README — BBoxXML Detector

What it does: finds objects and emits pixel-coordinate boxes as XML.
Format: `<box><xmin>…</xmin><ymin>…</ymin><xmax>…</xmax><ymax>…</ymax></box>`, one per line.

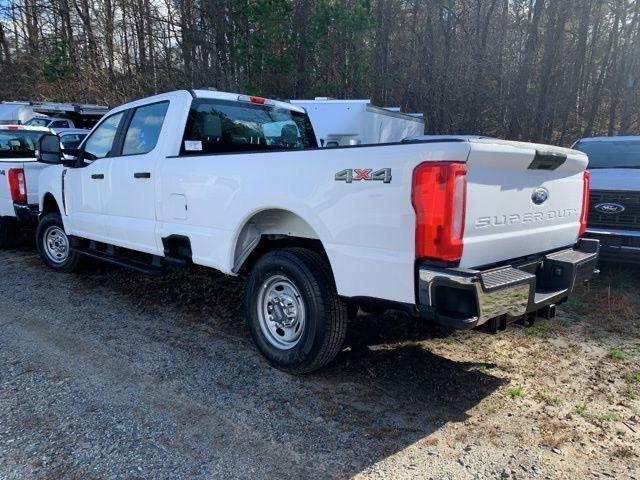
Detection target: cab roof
<box><xmin>191</xmin><ymin>89</ymin><xmax>306</xmax><ymax>114</ymax></box>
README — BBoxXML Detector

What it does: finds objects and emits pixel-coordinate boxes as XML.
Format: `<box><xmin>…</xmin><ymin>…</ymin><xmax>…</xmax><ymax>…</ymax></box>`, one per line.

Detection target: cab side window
<box><xmin>83</xmin><ymin>112</ymin><xmax>125</xmax><ymax>163</ymax></box>
<box><xmin>122</xmin><ymin>102</ymin><xmax>169</xmax><ymax>155</ymax></box>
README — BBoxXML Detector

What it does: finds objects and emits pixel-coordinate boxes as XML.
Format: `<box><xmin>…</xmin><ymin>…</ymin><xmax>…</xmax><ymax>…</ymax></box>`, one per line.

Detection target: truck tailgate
<box><xmin>461</xmin><ymin>139</ymin><xmax>588</xmax><ymax>268</ymax></box>
<box><xmin>0</xmin><ymin>159</ymin><xmax>47</xmax><ymax>217</ymax></box>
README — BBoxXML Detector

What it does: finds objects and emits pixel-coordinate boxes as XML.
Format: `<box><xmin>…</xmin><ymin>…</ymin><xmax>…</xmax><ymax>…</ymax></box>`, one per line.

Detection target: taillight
<box><xmin>238</xmin><ymin>94</ymin><xmax>268</xmax><ymax>105</ymax></box>
<box><xmin>579</xmin><ymin>170</ymin><xmax>591</xmax><ymax>236</ymax></box>
<box><xmin>8</xmin><ymin>168</ymin><xmax>27</xmax><ymax>203</ymax></box>
<box><xmin>412</xmin><ymin>161</ymin><xmax>467</xmax><ymax>262</ymax></box>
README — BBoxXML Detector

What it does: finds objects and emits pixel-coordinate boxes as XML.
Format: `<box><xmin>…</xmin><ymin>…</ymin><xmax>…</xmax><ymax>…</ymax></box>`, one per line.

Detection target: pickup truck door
<box><xmin>102</xmin><ymin>101</ymin><xmax>169</xmax><ymax>255</ymax></box>
<box><xmin>64</xmin><ymin>111</ymin><xmax>125</xmax><ymax>243</ymax></box>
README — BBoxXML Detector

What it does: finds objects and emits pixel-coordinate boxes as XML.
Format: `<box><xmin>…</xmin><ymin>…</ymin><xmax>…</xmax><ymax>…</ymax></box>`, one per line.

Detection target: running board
<box><xmin>72</xmin><ymin>247</ymin><xmax>165</xmax><ymax>276</ymax></box>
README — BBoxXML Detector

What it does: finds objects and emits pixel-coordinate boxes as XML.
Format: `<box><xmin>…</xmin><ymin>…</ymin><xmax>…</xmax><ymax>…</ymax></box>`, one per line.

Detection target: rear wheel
<box><xmin>0</xmin><ymin>217</ymin><xmax>17</xmax><ymax>248</ymax></box>
<box><xmin>36</xmin><ymin>213</ymin><xmax>81</xmax><ymax>272</ymax></box>
<box><xmin>245</xmin><ymin>248</ymin><xmax>347</xmax><ymax>373</ymax></box>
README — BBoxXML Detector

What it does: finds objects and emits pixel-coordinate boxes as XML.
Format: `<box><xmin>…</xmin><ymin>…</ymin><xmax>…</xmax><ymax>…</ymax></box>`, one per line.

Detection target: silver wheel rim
<box><xmin>43</xmin><ymin>225</ymin><xmax>69</xmax><ymax>264</ymax></box>
<box><xmin>257</xmin><ymin>274</ymin><xmax>306</xmax><ymax>350</ymax></box>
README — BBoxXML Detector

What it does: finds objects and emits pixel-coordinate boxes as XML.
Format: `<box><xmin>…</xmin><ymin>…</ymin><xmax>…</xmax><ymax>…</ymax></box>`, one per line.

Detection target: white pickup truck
<box><xmin>34</xmin><ymin>89</ymin><xmax>599</xmax><ymax>372</ymax></box>
<box><xmin>0</xmin><ymin>125</ymin><xmax>52</xmax><ymax>246</ymax></box>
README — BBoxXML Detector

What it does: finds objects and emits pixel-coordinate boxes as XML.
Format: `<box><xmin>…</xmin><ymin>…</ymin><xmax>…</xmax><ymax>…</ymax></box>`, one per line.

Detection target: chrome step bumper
<box><xmin>417</xmin><ymin>238</ymin><xmax>599</xmax><ymax>329</ymax></box>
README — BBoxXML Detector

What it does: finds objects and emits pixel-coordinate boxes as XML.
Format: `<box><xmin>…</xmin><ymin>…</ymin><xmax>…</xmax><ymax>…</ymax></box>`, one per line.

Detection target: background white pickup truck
<box><xmin>0</xmin><ymin>125</ymin><xmax>52</xmax><ymax>246</ymax></box>
<box><xmin>34</xmin><ymin>89</ymin><xmax>599</xmax><ymax>372</ymax></box>
<box><xmin>0</xmin><ymin>126</ymin><xmax>90</xmax><ymax>247</ymax></box>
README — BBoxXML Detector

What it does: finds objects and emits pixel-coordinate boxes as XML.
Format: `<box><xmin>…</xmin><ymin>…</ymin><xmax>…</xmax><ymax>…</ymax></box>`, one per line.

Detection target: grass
<box><xmin>562</xmin><ymin>264</ymin><xmax>640</xmax><ymax>336</ymax></box>
<box><xmin>574</xmin><ymin>403</ymin><xmax>621</xmax><ymax>422</ymax></box>
<box><xmin>525</xmin><ymin>319</ymin><xmax>553</xmax><ymax>335</ymax></box>
<box><xmin>574</xmin><ymin>403</ymin><xmax>588</xmax><ymax>416</ymax></box>
<box><xmin>610</xmin><ymin>347</ymin><xmax>627</xmax><ymax>360</ymax></box>
<box><xmin>593</xmin><ymin>412</ymin><xmax>621</xmax><ymax>422</ymax></box>
<box><xmin>505</xmin><ymin>386</ymin><xmax>525</xmax><ymax>399</ymax></box>
<box><xmin>535</xmin><ymin>391</ymin><xmax>563</xmax><ymax>406</ymax></box>
<box><xmin>635</xmin><ymin>372</ymin><xmax>640</xmax><ymax>383</ymax></box>
<box><xmin>625</xmin><ymin>390</ymin><xmax>638</xmax><ymax>400</ymax></box>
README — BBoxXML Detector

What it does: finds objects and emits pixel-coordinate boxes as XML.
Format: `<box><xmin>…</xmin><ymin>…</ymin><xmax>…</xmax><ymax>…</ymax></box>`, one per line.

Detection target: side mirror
<box><xmin>36</xmin><ymin>134</ymin><xmax>62</xmax><ymax>164</ymax></box>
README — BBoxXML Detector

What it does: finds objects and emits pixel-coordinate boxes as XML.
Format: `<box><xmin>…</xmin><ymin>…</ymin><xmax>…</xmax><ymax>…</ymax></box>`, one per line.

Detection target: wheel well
<box><xmin>41</xmin><ymin>193</ymin><xmax>60</xmax><ymax>214</ymax></box>
<box><xmin>237</xmin><ymin>235</ymin><xmax>330</xmax><ymax>277</ymax></box>
<box><xmin>233</xmin><ymin>209</ymin><xmax>330</xmax><ymax>276</ymax></box>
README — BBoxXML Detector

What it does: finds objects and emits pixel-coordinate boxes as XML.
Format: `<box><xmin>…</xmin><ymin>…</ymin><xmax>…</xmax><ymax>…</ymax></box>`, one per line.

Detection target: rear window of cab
<box><xmin>181</xmin><ymin>99</ymin><xmax>317</xmax><ymax>155</ymax></box>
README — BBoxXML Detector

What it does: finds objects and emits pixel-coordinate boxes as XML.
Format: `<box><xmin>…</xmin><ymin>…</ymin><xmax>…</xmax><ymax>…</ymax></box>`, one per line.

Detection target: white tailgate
<box><xmin>23</xmin><ymin>160</ymin><xmax>48</xmax><ymax>204</ymax></box>
<box><xmin>461</xmin><ymin>139</ymin><xmax>588</xmax><ymax>268</ymax></box>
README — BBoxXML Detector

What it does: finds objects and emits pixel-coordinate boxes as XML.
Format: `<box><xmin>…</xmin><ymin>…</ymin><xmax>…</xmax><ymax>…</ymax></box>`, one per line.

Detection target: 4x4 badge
<box><xmin>335</xmin><ymin>168</ymin><xmax>392</xmax><ymax>184</ymax></box>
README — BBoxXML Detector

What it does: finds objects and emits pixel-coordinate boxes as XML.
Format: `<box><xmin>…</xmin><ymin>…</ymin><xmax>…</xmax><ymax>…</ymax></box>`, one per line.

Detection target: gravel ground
<box><xmin>0</xmin><ymin>245</ymin><xmax>639</xmax><ymax>479</ymax></box>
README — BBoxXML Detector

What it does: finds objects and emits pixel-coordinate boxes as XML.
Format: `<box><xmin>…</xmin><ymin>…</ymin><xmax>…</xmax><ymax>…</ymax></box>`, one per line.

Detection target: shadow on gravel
<box><xmin>66</xmin><ymin>262</ymin><xmax>505</xmax><ymax>476</ymax></box>
<box><xmin>4</xmin><ymin>248</ymin><xmax>505</xmax><ymax>478</ymax></box>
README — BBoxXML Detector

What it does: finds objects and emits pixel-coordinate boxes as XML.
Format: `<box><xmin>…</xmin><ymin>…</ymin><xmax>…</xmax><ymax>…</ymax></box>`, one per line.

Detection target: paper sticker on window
<box><xmin>184</xmin><ymin>140</ymin><xmax>203</xmax><ymax>151</ymax></box>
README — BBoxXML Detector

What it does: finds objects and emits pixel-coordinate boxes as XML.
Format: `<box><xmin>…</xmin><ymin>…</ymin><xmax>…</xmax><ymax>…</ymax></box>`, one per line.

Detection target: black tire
<box><xmin>0</xmin><ymin>217</ymin><xmax>17</xmax><ymax>248</ymax></box>
<box><xmin>36</xmin><ymin>213</ymin><xmax>81</xmax><ymax>272</ymax></box>
<box><xmin>245</xmin><ymin>247</ymin><xmax>347</xmax><ymax>374</ymax></box>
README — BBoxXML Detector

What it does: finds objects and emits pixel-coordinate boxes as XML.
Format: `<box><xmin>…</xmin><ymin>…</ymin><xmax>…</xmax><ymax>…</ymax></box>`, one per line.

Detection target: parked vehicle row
<box><xmin>0</xmin><ymin>101</ymin><xmax>109</xmax><ymax>129</ymax></box>
<box><xmin>21</xmin><ymin>89</ymin><xmax>599</xmax><ymax>373</ymax></box>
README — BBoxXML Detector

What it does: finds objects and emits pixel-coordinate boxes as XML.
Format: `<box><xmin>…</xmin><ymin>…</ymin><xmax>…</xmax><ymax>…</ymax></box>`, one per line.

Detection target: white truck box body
<box><xmin>290</xmin><ymin>98</ymin><xmax>424</xmax><ymax>146</ymax></box>
<box><xmin>0</xmin><ymin>103</ymin><xmax>35</xmax><ymax>125</ymax></box>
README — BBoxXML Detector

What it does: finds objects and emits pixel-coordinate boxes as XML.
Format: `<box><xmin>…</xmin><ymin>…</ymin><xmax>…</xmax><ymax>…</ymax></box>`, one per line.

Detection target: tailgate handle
<box><xmin>528</xmin><ymin>150</ymin><xmax>567</xmax><ymax>171</ymax></box>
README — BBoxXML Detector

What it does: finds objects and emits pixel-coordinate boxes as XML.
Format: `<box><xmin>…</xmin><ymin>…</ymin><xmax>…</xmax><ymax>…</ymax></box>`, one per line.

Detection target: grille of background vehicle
<box><xmin>589</xmin><ymin>190</ymin><xmax>640</xmax><ymax>230</ymax></box>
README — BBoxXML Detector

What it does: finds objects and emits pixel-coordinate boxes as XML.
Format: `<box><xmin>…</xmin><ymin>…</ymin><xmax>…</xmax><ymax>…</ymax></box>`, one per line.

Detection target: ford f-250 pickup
<box><xmin>34</xmin><ymin>89</ymin><xmax>599</xmax><ymax>373</ymax></box>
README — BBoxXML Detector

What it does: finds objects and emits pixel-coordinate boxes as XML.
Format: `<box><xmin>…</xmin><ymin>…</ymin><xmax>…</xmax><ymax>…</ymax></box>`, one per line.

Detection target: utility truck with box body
<box><xmin>289</xmin><ymin>98</ymin><xmax>424</xmax><ymax>146</ymax></box>
<box><xmin>35</xmin><ymin>89</ymin><xmax>598</xmax><ymax>372</ymax></box>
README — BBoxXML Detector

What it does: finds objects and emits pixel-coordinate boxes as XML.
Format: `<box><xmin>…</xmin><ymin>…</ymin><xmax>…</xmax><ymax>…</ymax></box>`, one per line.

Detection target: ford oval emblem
<box><xmin>531</xmin><ymin>187</ymin><xmax>549</xmax><ymax>205</ymax></box>
<box><xmin>595</xmin><ymin>202</ymin><xmax>625</xmax><ymax>214</ymax></box>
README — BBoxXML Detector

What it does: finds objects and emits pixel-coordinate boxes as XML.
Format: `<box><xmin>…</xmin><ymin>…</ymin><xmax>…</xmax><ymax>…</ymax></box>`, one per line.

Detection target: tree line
<box><xmin>0</xmin><ymin>0</ymin><xmax>638</xmax><ymax>145</ymax></box>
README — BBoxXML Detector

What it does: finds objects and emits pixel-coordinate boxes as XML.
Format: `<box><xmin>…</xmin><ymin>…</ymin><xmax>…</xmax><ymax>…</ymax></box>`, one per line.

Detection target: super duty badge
<box><xmin>335</xmin><ymin>168</ymin><xmax>392</xmax><ymax>184</ymax></box>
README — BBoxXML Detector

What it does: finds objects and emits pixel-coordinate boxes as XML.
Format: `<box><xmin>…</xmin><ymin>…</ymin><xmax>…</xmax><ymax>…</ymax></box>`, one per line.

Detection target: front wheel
<box><xmin>36</xmin><ymin>213</ymin><xmax>81</xmax><ymax>272</ymax></box>
<box><xmin>245</xmin><ymin>248</ymin><xmax>347</xmax><ymax>374</ymax></box>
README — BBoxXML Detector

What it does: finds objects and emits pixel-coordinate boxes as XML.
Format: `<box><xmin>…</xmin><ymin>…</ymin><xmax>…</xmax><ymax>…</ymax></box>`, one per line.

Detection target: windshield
<box><xmin>0</xmin><ymin>130</ymin><xmax>45</xmax><ymax>158</ymax></box>
<box><xmin>24</xmin><ymin>118</ymin><xmax>50</xmax><ymax>127</ymax></box>
<box><xmin>574</xmin><ymin>139</ymin><xmax>640</xmax><ymax>169</ymax></box>
<box><xmin>182</xmin><ymin>99</ymin><xmax>317</xmax><ymax>154</ymax></box>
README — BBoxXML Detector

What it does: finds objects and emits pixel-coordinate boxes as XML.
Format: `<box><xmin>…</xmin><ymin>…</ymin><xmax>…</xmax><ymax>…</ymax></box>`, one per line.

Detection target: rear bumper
<box><xmin>417</xmin><ymin>238</ymin><xmax>599</xmax><ymax>329</ymax></box>
<box><xmin>585</xmin><ymin>227</ymin><xmax>640</xmax><ymax>263</ymax></box>
<box><xmin>13</xmin><ymin>203</ymin><xmax>39</xmax><ymax>223</ymax></box>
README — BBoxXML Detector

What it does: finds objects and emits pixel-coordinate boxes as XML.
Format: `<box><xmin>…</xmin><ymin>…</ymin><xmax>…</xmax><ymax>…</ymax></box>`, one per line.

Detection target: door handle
<box><xmin>134</xmin><ymin>172</ymin><xmax>151</xmax><ymax>179</ymax></box>
<box><xmin>91</xmin><ymin>174</ymin><xmax>104</xmax><ymax>180</ymax></box>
